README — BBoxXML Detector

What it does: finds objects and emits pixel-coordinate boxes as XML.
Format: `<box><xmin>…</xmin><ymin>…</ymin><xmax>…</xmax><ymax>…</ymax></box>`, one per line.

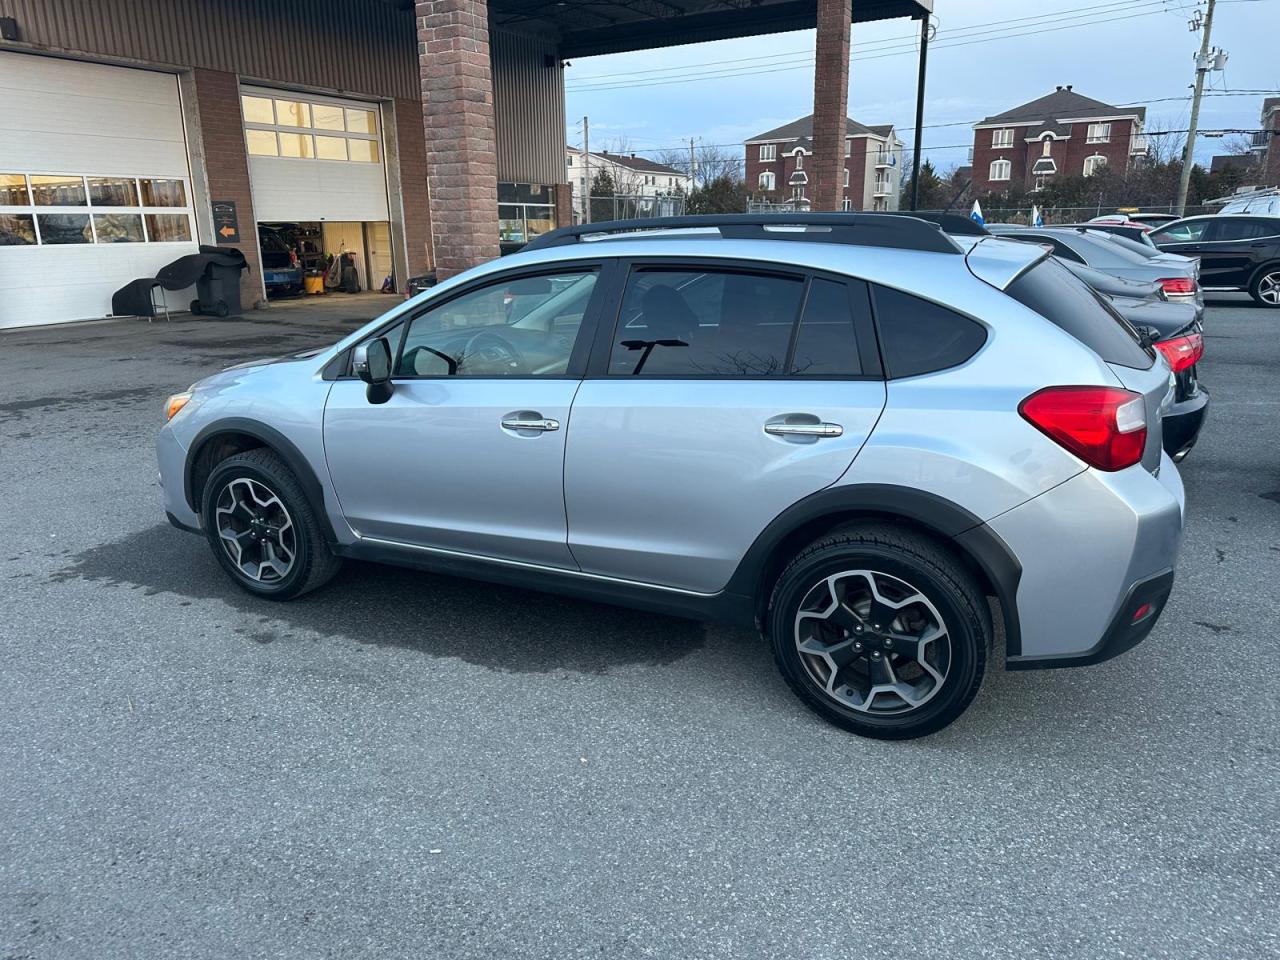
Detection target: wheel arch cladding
<box><xmin>184</xmin><ymin>418</ymin><xmax>338</xmax><ymax>545</ymax></box>
<box><xmin>728</xmin><ymin>484</ymin><xmax>1023</xmax><ymax>656</ymax></box>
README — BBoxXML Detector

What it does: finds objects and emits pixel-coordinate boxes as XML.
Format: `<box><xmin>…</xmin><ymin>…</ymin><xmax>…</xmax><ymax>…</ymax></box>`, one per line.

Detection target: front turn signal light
<box><xmin>165</xmin><ymin>391</ymin><xmax>192</xmax><ymax>421</ymax></box>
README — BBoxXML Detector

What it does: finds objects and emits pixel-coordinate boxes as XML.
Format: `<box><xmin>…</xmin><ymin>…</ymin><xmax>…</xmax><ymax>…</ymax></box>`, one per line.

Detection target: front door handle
<box><xmin>764</xmin><ymin>421</ymin><xmax>843</xmax><ymax>438</ymax></box>
<box><xmin>501</xmin><ymin>415</ymin><xmax>560</xmax><ymax>432</ymax></box>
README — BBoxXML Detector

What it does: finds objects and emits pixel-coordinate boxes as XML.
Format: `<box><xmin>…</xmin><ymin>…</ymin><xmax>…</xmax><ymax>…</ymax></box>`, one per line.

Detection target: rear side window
<box><xmin>1006</xmin><ymin>258</ymin><xmax>1153</xmax><ymax>369</ymax></box>
<box><xmin>1211</xmin><ymin>218</ymin><xmax>1279</xmax><ymax>242</ymax></box>
<box><xmin>609</xmin><ymin>268</ymin><xmax>804</xmax><ymax>376</ymax></box>
<box><xmin>790</xmin><ymin>278</ymin><xmax>863</xmax><ymax>376</ymax></box>
<box><xmin>871</xmin><ymin>285</ymin><xmax>987</xmax><ymax>378</ymax></box>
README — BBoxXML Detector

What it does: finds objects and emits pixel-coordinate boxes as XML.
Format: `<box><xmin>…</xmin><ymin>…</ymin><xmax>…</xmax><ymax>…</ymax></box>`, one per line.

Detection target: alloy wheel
<box><xmin>794</xmin><ymin>569</ymin><xmax>951</xmax><ymax>715</ymax></box>
<box><xmin>214</xmin><ymin>477</ymin><xmax>297</xmax><ymax>583</ymax></box>
<box><xmin>1258</xmin><ymin>271</ymin><xmax>1280</xmax><ymax>305</ymax></box>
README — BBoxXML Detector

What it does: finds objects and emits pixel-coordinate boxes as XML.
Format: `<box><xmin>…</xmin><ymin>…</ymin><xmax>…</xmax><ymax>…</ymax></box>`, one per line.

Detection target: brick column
<box><xmin>190</xmin><ymin>68</ymin><xmax>263</xmax><ymax>310</ymax></box>
<box><xmin>553</xmin><ymin>183</ymin><xmax>573</xmax><ymax>227</ymax></box>
<box><xmin>392</xmin><ymin>97</ymin><xmax>433</xmax><ymax>278</ymax></box>
<box><xmin>811</xmin><ymin>0</ymin><xmax>851</xmax><ymax>212</ymax></box>
<box><xmin>416</xmin><ymin>0</ymin><xmax>500</xmax><ymax>278</ymax></box>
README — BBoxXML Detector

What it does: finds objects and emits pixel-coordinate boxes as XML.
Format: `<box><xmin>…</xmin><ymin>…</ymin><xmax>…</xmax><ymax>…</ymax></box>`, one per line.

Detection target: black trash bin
<box><xmin>194</xmin><ymin>261</ymin><xmax>244</xmax><ymax>317</ymax></box>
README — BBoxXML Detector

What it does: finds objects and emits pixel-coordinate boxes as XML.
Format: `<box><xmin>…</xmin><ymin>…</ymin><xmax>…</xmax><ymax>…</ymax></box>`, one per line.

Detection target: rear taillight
<box><xmin>1019</xmin><ymin>386</ymin><xmax>1147</xmax><ymax>471</ymax></box>
<box><xmin>1159</xmin><ymin>277</ymin><xmax>1197</xmax><ymax>296</ymax></box>
<box><xmin>1154</xmin><ymin>332</ymin><xmax>1204</xmax><ymax>373</ymax></box>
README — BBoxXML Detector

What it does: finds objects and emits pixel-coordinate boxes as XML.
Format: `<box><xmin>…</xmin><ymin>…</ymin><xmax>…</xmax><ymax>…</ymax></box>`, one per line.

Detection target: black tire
<box><xmin>213</xmin><ymin>300</ymin><xmax>231</xmax><ymax>318</ymax></box>
<box><xmin>200</xmin><ymin>448</ymin><xmax>342</xmax><ymax>600</ymax></box>
<box><xmin>766</xmin><ymin>524</ymin><xmax>990</xmax><ymax>740</ymax></box>
<box><xmin>1247</xmin><ymin>264</ymin><xmax>1280</xmax><ymax>307</ymax></box>
<box><xmin>189</xmin><ymin>299</ymin><xmax>202</xmax><ymax>316</ymax></box>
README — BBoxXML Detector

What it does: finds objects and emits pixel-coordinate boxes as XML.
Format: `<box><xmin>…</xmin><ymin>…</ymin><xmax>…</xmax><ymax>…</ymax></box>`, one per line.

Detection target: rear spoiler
<box><xmin>962</xmin><ymin>236</ymin><xmax>1050</xmax><ymax>291</ymax></box>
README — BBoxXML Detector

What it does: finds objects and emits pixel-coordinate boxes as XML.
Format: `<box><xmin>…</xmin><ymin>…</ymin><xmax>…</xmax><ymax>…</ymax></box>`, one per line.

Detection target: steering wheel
<box><xmin>463</xmin><ymin>330</ymin><xmax>526</xmax><ymax>375</ymax></box>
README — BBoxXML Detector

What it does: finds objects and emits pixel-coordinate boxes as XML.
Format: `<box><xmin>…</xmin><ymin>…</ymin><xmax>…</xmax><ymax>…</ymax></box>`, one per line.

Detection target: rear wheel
<box><xmin>201</xmin><ymin>449</ymin><xmax>342</xmax><ymax>600</ymax></box>
<box><xmin>767</xmin><ymin>524</ymin><xmax>989</xmax><ymax>740</ymax></box>
<box><xmin>1249</xmin><ymin>266</ymin><xmax>1280</xmax><ymax>307</ymax></box>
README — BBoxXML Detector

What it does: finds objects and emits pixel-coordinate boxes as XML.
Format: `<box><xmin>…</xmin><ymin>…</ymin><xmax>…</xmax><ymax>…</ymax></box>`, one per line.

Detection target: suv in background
<box><xmin>1216</xmin><ymin>190</ymin><xmax>1280</xmax><ymax>217</ymax></box>
<box><xmin>1149</xmin><ymin>215</ymin><xmax>1280</xmax><ymax>306</ymax></box>
<box><xmin>157</xmin><ymin>215</ymin><xmax>1185</xmax><ymax>740</ymax></box>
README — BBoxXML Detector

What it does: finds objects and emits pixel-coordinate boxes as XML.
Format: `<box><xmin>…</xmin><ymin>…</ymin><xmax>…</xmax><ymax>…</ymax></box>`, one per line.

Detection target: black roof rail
<box><xmin>880</xmin><ymin>211</ymin><xmax>990</xmax><ymax>237</ymax></box>
<box><xmin>523</xmin><ymin>213</ymin><xmax>962</xmax><ymax>255</ymax></box>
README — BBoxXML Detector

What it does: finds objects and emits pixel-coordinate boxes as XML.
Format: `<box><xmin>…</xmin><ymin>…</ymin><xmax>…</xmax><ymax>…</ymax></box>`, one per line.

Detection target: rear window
<box><xmin>1007</xmin><ymin>258</ymin><xmax>1153</xmax><ymax>369</ymax></box>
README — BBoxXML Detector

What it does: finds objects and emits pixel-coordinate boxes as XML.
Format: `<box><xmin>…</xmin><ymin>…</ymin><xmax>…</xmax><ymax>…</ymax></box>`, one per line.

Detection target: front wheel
<box><xmin>767</xmin><ymin>524</ymin><xmax>990</xmax><ymax>740</ymax></box>
<box><xmin>201</xmin><ymin>449</ymin><xmax>342</xmax><ymax>600</ymax></box>
<box><xmin>1248</xmin><ymin>266</ymin><xmax>1280</xmax><ymax>307</ymax></box>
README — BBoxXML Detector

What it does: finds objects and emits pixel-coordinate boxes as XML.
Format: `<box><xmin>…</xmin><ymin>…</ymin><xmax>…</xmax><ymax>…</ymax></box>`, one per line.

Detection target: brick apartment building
<box><xmin>971</xmin><ymin>86</ymin><xmax>1147</xmax><ymax>196</ymax></box>
<box><xmin>1250</xmin><ymin>97</ymin><xmax>1280</xmax><ymax>184</ymax></box>
<box><xmin>744</xmin><ymin>115</ymin><xmax>902</xmax><ymax>211</ymax></box>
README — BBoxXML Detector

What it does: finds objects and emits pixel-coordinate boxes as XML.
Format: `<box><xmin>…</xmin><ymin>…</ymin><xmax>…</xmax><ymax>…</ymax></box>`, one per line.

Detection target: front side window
<box><xmin>1151</xmin><ymin>219</ymin><xmax>1210</xmax><ymax>244</ymax></box>
<box><xmin>759</xmin><ymin>144</ymin><xmax>776</xmax><ymax>162</ymax></box>
<box><xmin>396</xmin><ymin>270</ymin><xmax>598</xmax><ymax>377</ymax></box>
<box><xmin>992</xmin><ymin>128</ymin><xmax>1014</xmax><ymax>148</ymax></box>
<box><xmin>872</xmin><ymin>285</ymin><xmax>987</xmax><ymax>378</ymax></box>
<box><xmin>609</xmin><ymin>268</ymin><xmax>805</xmax><ymax>377</ymax></box>
<box><xmin>989</xmin><ymin>159</ymin><xmax>1011</xmax><ymax>181</ymax></box>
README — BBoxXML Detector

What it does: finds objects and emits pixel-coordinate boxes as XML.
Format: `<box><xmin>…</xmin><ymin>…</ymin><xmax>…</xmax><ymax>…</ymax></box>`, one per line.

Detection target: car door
<box><xmin>322</xmin><ymin>263</ymin><xmax>606</xmax><ymax>568</ymax></box>
<box><xmin>1195</xmin><ymin>218</ymin><xmax>1277</xmax><ymax>287</ymax></box>
<box><xmin>1150</xmin><ymin>218</ymin><xmax>1213</xmax><ymax>269</ymax></box>
<box><xmin>563</xmin><ymin>261</ymin><xmax>887</xmax><ymax>594</ymax></box>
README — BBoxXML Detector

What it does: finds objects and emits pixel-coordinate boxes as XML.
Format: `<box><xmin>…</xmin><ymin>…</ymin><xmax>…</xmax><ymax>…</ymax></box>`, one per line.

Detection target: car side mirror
<box><xmin>353</xmin><ymin>337</ymin><xmax>394</xmax><ymax>404</ymax></box>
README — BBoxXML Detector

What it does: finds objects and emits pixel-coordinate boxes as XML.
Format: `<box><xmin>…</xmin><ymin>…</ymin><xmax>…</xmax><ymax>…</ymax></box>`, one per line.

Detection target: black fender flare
<box><xmin>183</xmin><ymin>417</ymin><xmax>339</xmax><ymax>545</ymax></box>
<box><xmin>724</xmin><ymin>484</ymin><xmax>1024</xmax><ymax>657</ymax></box>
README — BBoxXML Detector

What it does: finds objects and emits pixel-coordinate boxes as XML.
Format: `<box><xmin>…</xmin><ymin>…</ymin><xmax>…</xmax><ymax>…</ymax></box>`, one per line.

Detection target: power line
<box><xmin>566</xmin><ymin>0</ymin><xmax>1163</xmax><ymax>83</ymax></box>
<box><xmin>567</xmin><ymin>0</ymin><xmax>1271</xmax><ymax>93</ymax></box>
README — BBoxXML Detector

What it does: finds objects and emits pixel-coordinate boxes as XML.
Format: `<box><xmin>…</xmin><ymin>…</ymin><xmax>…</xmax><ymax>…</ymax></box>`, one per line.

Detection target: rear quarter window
<box><xmin>1006</xmin><ymin>258</ymin><xmax>1154</xmax><ymax>369</ymax></box>
<box><xmin>870</xmin><ymin>285</ymin><xmax>987</xmax><ymax>378</ymax></box>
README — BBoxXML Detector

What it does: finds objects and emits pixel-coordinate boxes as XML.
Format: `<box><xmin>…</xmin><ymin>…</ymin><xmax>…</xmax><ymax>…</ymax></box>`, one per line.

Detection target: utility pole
<box><xmin>689</xmin><ymin>137</ymin><xmax>698</xmax><ymax>187</ymax></box>
<box><xmin>909</xmin><ymin>15</ymin><xmax>931</xmax><ymax>212</ymax></box>
<box><xmin>1175</xmin><ymin>0</ymin><xmax>1216</xmax><ymax>216</ymax></box>
<box><xmin>582</xmin><ymin>115</ymin><xmax>591</xmax><ymax>223</ymax></box>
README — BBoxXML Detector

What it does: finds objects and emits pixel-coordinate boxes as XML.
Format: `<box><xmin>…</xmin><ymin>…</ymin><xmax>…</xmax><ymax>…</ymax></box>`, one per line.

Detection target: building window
<box><xmin>792</xmin><ymin>186</ymin><xmax>805</xmax><ymax>200</ymax></box>
<box><xmin>1086</xmin><ymin>122</ymin><xmax>1111</xmax><ymax>144</ymax></box>
<box><xmin>1042</xmin><ymin>138</ymin><xmax>1053</xmax><ymax>157</ymax></box>
<box><xmin>843</xmin><ymin>168</ymin><xmax>850</xmax><ymax>187</ymax></box>
<box><xmin>0</xmin><ymin>173</ymin><xmax>194</xmax><ymax>245</ymax></box>
<box><xmin>1083</xmin><ymin>154</ymin><xmax>1108</xmax><ymax>177</ymax></box>
<box><xmin>989</xmin><ymin>159</ymin><xmax>1011</xmax><ymax>181</ymax></box>
<box><xmin>1033</xmin><ymin>174</ymin><xmax>1050</xmax><ymax>191</ymax></box>
<box><xmin>845</xmin><ymin>139</ymin><xmax>851</xmax><ymax>157</ymax></box>
<box><xmin>758</xmin><ymin>171</ymin><xmax>776</xmax><ymax>191</ymax></box>
<box><xmin>759</xmin><ymin>144</ymin><xmax>776</xmax><ymax>162</ymax></box>
<box><xmin>992</xmin><ymin>128</ymin><xmax>1014</xmax><ymax>148</ymax></box>
<box><xmin>794</xmin><ymin>153</ymin><xmax>804</xmax><ymax>170</ymax></box>
<box><xmin>242</xmin><ymin>91</ymin><xmax>380</xmax><ymax>164</ymax></box>
<box><xmin>841</xmin><ymin>198</ymin><xmax>853</xmax><ymax>211</ymax></box>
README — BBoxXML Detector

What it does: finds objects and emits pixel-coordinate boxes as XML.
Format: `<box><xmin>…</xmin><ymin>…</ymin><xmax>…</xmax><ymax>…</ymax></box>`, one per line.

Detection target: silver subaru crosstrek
<box><xmin>157</xmin><ymin>215</ymin><xmax>1185</xmax><ymax>739</ymax></box>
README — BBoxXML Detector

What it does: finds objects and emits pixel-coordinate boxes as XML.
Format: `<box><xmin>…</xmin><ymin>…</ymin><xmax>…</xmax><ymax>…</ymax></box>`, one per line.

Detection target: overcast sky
<box><xmin>563</xmin><ymin>0</ymin><xmax>1277</xmax><ymax>172</ymax></box>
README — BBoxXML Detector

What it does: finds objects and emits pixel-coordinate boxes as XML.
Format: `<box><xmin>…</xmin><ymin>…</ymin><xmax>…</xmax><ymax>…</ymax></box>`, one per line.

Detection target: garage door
<box><xmin>0</xmin><ymin>53</ymin><xmax>198</xmax><ymax>329</ymax></box>
<box><xmin>241</xmin><ymin>86</ymin><xmax>389</xmax><ymax>223</ymax></box>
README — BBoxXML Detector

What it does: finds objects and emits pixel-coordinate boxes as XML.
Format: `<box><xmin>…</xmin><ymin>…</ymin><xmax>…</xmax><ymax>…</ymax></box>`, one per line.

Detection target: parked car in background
<box><xmin>1091</xmin><ymin>212</ymin><xmax>1179</xmax><ymax>228</ymax></box>
<box><xmin>1216</xmin><ymin>189</ymin><xmax>1280</xmax><ymax>217</ymax></box>
<box><xmin>259</xmin><ymin>228</ymin><xmax>303</xmax><ymax>298</ymax></box>
<box><xmin>987</xmin><ymin>225</ymin><xmax>1203</xmax><ymax>306</ymax></box>
<box><xmin>1063</xmin><ymin>220</ymin><xmax>1157</xmax><ymax>246</ymax></box>
<box><xmin>157</xmin><ymin>214</ymin><xmax>1185</xmax><ymax>741</ymax></box>
<box><xmin>1148</xmin><ymin>215</ymin><xmax>1280</xmax><ymax>307</ymax></box>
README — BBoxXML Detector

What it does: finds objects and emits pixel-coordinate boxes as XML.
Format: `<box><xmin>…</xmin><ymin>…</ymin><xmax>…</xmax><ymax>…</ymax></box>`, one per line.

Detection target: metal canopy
<box><xmin>382</xmin><ymin>0</ymin><xmax>931</xmax><ymax>57</ymax></box>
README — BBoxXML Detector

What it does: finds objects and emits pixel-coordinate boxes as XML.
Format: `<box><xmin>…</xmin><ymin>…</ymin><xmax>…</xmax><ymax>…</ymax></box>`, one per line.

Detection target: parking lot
<box><xmin>1</xmin><ymin>297</ymin><xmax>1277</xmax><ymax>959</ymax></box>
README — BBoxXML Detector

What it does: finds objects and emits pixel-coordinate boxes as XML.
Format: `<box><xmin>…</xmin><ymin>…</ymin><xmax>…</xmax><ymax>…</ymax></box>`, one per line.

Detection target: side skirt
<box><xmin>335</xmin><ymin>537</ymin><xmax>758</xmax><ymax>628</ymax></box>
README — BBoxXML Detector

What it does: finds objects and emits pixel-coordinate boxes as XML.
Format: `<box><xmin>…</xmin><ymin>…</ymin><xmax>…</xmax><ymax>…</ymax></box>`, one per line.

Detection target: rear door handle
<box><xmin>764</xmin><ymin>421</ymin><xmax>843</xmax><ymax>438</ymax></box>
<box><xmin>501</xmin><ymin>415</ymin><xmax>559</xmax><ymax>432</ymax></box>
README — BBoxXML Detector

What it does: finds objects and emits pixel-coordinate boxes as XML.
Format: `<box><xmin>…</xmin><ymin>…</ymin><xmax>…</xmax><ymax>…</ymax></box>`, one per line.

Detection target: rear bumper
<box><xmin>990</xmin><ymin>454</ymin><xmax>1185</xmax><ymax>667</ymax></box>
<box><xmin>1162</xmin><ymin>385</ymin><xmax>1208</xmax><ymax>460</ymax></box>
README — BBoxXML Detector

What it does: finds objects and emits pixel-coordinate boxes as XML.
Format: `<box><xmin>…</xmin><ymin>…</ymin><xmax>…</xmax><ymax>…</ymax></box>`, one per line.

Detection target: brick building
<box><xmin>745</xmin><ymin>115</ymin><xmax>902</xmax><ymax>211</ymax></box>
<box><xmin>1253</xmin><ymin>97</ymin><xmax>1280</xmax><ymax>185</ymax></box>
<box><xmin>970</xmin><ymin>86</ymin><xmax>1147</xmax><ymax>196</ymax></box>
<box><xmin>0</xmin><ymin>0</ymin><xmax>929</xmax><ymax>329</ymax></box>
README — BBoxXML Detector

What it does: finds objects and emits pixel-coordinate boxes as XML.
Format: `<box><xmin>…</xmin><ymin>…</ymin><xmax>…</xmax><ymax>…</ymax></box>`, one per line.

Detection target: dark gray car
<box><xmin>988</xmin><ymin>225</ymin><xmax>1202</xmax><ymax>307</ymax></box>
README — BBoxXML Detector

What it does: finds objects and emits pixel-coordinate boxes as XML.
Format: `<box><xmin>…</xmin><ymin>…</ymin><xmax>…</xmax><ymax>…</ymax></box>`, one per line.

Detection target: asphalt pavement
<box><xmin>1</xmin><ymin>294</ymin><xmax>1277</xmax><ymax>959</ymax></box>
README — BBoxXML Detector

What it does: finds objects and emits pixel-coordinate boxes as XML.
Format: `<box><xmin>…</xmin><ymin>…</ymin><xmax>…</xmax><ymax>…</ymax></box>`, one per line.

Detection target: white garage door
<box><xmin>241</xmin><ymin>86</ymin><xmax>389</xmax><ymax>223</ymax></box>
<box><xmin>0</xmin><ymin>52</ymin><xmax>198</xmax><ymax>329</ymax></box>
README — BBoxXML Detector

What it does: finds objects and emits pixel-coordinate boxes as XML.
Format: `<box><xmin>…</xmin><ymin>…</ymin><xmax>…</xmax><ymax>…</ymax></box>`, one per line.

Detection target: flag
<box><xmin>1031</xmin><ymin>204</ymin><xmax>1044</xmax><ymax>227</ymax></box>
<box><xmin>970</xmin><ymin>200</ymin><xmax>984</xmax><ymax>226</ymax></box>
